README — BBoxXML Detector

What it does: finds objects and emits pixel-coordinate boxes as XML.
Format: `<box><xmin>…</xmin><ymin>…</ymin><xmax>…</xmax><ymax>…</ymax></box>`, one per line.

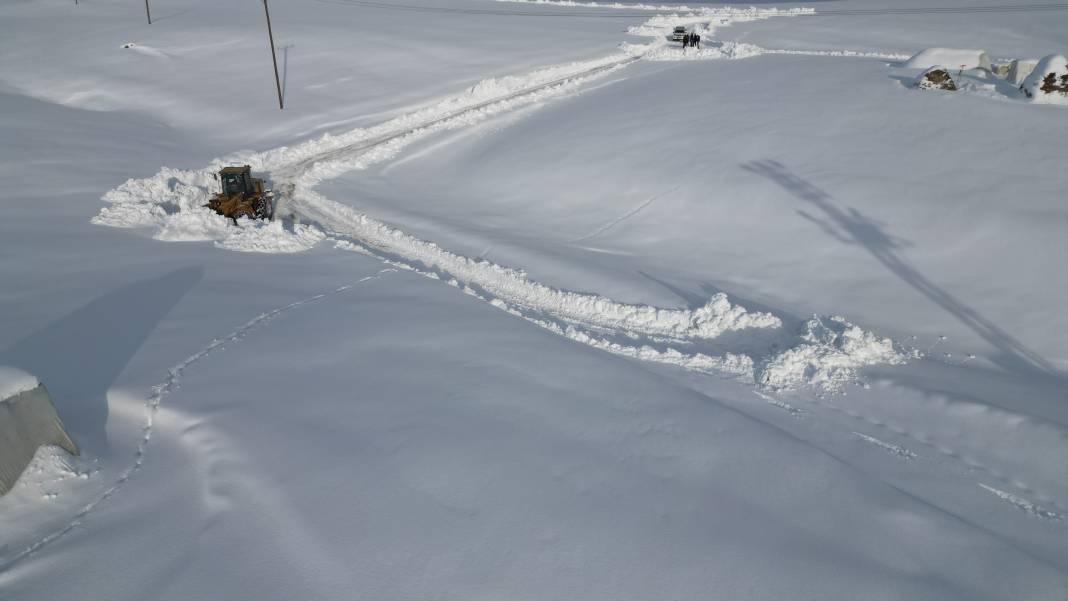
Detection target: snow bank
<box><xmin>642</xmin><ymin>41</ymin><xmax>765</xmax><ymax>61</ymax></box>
<box><xmin>92</xmin><ymin>6</ymin><xmax>905</xmax><ymax>392</ymax></box>
<box><xmin>497</xmin><ymin>0</ymin><xmax>703</xmax><ymax>8</ymax></box>
<box><xmin>759</xmin><ymin>316</ymin><xmax>906</xmax><ymax>391</ymax></box>
<box><xmin>763</xmin><ymin>48</ymin><xmax>910</xmax><ymax>61</ymax></box>
<box><xmin>628</xmin><ymin>8</ymin><xmax>891</xmax><ymax>64</ymax></box>
<box><xmin>625</xmin><ymin>6</ymin><xmax>812</xmax><ymax>40</ymax></box>
<box><xmin>905</xmin><ymin>48</ymin><xmax>992</xmax><ymax>71</ymax></box>
<box><xmin>0</xmin><ymin>366</ymin><xmax>38</xmax><ymax>401</ymax></box>
<box><xmin>322</xmin><ymin>195</ymin><xmax>781</xmax><ymax>343</ymax></box>
<box><xmin>8</xmin><ymin>445</ymin><xmax>93</xmax><ymax>501</ymax></box>
<box><xmin>94</xmin><ymin>51</ymin><xmax>785</xmax><ymax>343</ymax></box>
<box><xmin>498</xmin><ymin>0</ymin><xmax>815</xmax><ymax>19</ymax></box>
<box><xmin>1008</xmin><ymin>58</ymin><xmax>1040</xmax><ymax>86</ymax></box>
<box><xmin>95</xmin><ymin>54</ymin><xmax>637</xmax><ymax>253</ymax></box>
<box><xmin>640</xmin><ymin>42</ymin><xmax>903</xmax><ymax>63</ymax></box>
<box><xmin>1020</xmin><ymin>54</ymin><xmax>1068</xmax><ymax>104</ymax></box>
<box><xmin>483</xmin><ymin>296</ymin><xmax>756</xmax><ymax>379</ymax></box>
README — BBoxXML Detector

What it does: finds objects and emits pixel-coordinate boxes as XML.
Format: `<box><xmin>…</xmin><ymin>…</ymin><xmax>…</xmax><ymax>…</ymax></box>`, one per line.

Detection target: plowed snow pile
<box><xmin>93</xmin><ymin>47</ymin><xmax>906</xmax><ymax>391</ymax></box>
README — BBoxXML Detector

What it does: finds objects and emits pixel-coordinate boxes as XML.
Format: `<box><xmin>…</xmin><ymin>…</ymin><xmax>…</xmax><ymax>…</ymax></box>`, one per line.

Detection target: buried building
<box><xmin>1008</xmin><ymin>58</ymin><xmax>1040</xmax><ymax>86</ymax></box>
<box><xmin>905</xmin><ymin>47</ymin><xmax>992</xmax><ymax>72</ymax></box>
<box><xmin>1020</xmin><ymin>54</ymin><xmax>1068</xmax><ymax>103</ymax></box>
<box><xmin>0</xmin><ymin>366</ymin><xmax>78</xmax><ymax>495</ymax></box>
<box><xmin>914</xmin><ymin>66</ymin><xmax>959</xmax><ymax>91</ymax></box>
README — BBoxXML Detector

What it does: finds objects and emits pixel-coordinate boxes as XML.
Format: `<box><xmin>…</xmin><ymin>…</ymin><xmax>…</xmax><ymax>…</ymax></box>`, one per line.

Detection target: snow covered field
<box><xmin>2</xmin><ymin>1</ymin><xmax>1067</xmax><ymax>599</ymax></box>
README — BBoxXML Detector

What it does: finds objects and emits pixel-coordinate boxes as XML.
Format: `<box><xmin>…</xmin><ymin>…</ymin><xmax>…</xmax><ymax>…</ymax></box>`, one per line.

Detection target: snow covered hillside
<box><xmin>1</xmin><ymin>1</ymin><xmax>1067</xmax><ymax>600</ymax></box>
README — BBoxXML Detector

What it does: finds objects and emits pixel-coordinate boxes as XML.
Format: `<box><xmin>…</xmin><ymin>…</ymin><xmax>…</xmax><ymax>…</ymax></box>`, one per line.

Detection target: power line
<box><xmin>312</xmin><ymin>0</ymin><xmax>1068</xmax><ymax>18</ymax></box>
<box><xmin>311</xmin><ymin>0</ymin><xmax>652</xmax><ymax>16</ymax></box>
<box><xmin>798</xmin><ymin>2</ymin><xmax>1068</xmax><ymax>15</ymax></box>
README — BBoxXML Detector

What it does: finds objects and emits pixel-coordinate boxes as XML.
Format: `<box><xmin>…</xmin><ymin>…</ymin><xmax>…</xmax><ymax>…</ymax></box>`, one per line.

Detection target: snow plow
<box><xmin>206</xmin><ymin>165</ymin><xmax>274</xmax><ymax>222</ymax></box>
<box><xmin>0</xmin><ymin>367</ymin><xmax>79</xmax><ymax>496</ymax></box>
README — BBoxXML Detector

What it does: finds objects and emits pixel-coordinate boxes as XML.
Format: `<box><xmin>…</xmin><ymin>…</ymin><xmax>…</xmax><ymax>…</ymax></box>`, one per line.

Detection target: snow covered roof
<box><xmin>0</xmin><ymin>366</ymin><xmax>39</xmax><ymax>402</ymax></box>
<box><xmin>1021</xmin><ymin>54</ymin><xmax>1068</xmax><ymax>104</ymax></box>
<box><xmin>905</xmin><ymin>48</ymin><xmax>991</xmax><ymax>71</ymax></box>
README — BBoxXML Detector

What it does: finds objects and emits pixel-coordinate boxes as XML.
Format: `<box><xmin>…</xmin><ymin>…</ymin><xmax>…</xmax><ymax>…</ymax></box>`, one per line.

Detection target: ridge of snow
<box><xmin>496</xmin><ymin>0</ymin><xmax>815</xmax><ymax>18</ymax></box>
<box><xmin>307</xmin><ymin>190</ymin><xmax>780</xmax><ymax>342</ymax></box>
<box><xmin>92</xmin><ymin>8</ymin><xmax>906</xmax><ymax>392</ymax></box>
<box><xmin>760</xmin><ymin>316</ymin><xmax>905</xmax><ymax>391</ymax></box>
<box><xmin>905</xmin><ymin>48</ymin><xmax>991</xmax><ymax>71</ymax></box>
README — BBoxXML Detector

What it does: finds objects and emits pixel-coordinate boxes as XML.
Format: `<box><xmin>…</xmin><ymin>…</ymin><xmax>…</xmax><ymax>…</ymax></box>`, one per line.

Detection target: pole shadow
<box><xmin>740</xmin><ymin>159</ymin><xmax>1061</xmax><ymax>381</ymax></box>
<box><xmin>280</xmin><ymin>44</ymin><xmax>294</xmax><ymax>106</ymax></box>
<box><xmin>151</xmin><ymin>8</ymin><xmax>193</xmax><ymax>22</ymax></box>
<box><xmin>0</xmin><ymin>267</ymin><xmax>202</xmax><ymax>454</ymax></box>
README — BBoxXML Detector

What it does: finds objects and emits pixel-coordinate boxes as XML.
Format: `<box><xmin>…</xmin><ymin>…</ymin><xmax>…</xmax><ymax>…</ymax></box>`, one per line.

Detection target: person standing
<box><xmin>693</xmin><ymin>33</ymin><xmax>701</xmax><ymax>49</ymax></box>
<box><xmin>682</xmin><ymin>32</ymin><xmax>690</xmax><ymax>51</ymax></box>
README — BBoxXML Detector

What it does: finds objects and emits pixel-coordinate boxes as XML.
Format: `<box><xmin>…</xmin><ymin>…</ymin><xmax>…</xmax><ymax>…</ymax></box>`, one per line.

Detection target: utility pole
<box><xmin>145</xmin><ymin>0</ymin><xmax>152</xmax><ymax>24</ymax></box>
<box><xmin>263</xmin><ymin>0</ymin><xmax>284</xmax><ymax>110</ymax></box>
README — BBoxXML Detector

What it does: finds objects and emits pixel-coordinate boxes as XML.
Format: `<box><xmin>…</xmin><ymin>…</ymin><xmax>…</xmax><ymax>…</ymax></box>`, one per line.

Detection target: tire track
<box><xmin>275</xmin><ymin>38</ymin><xmax>1068</xmax><ymax>524</ymax></box>
<box><xmin>277</xmin><ymin>54</ymin><xmax>642</xmax><ymax>181</ymax></box>
<box><xmin>89</xmin><ymin>4</ymin><xmax>1063</xmax><ymax>537</ymax></box>
<box><xmin>572</xmin><ymin>186</ymin><xmax>677</xmax><ymax>243</ymax></box>
<box><xmin>783</xmin><ymin>389</ymin><xmax>1068</xmax><ymax>519</ymax></box>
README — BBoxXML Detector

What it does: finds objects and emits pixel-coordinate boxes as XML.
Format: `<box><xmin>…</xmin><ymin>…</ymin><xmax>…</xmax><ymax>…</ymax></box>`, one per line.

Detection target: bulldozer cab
<box><xmin>219</xmin><ymin>166</ymin><xmax>254</xmax><ymax>195</ymax></box>
<box><xmin>207</xmin><ymin>165</ymin><xmax>274</xmax><ymax>222</ymax></box>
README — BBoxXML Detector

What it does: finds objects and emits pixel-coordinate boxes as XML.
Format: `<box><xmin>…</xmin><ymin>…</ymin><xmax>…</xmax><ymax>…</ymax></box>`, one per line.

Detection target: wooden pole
<box><xmin>145</xmin><ymin>0</ymin><xmax>152</xmax><ymax>24</ymax></box>
<box><xmin>263</xmin><ymin>0</ymin><xmax>284</xmax><ymax>110</ymax></box>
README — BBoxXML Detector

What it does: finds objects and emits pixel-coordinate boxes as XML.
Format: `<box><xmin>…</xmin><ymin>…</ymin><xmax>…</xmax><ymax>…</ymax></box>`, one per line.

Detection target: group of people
<box><xmin>681</xmin><ymin>32</ymin><xmax>701</xmax><ymax>50</ymax></box>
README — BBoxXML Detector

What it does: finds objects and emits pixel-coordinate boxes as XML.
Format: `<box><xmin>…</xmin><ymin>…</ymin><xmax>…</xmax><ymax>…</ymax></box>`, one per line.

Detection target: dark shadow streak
<box><xmin>741</xmin><ymin>159</ymin><xmax>1061</xmax><ymax>381</ymax></box>
<box><xmin>151</xmin><ymin>8</ymin><xmax>193</xmax><ymax>22</ymax></box>
<box><xmin>280</xmin><ymin>44</ymin><xmax>294</xmax><ymax>105</ymax></box>
<box><xmin>0</xmin><ymin>267</ymin><xmax>203</xmax><ymax>454</ymax></box>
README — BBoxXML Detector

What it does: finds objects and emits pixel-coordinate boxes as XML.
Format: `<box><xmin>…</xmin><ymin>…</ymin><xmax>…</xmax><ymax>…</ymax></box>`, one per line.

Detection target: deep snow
<box><xmin>2</xmin><ymin>1</ymin><xmax>1067</xmax><ymax>600</ymax></box>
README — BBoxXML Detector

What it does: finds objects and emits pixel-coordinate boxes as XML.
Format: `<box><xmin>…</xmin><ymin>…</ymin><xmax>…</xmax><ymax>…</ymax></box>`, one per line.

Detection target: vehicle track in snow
<box><xmin>800</xmin><ymin>389</ymin><xmax>1068</xmax><ymax>517</ymax></box>
<box><xmin>90</xmin><ymin>6</ymin><xmax>1068</xmax><ymax>537</ymax></box>
<box><xmin>277</xmin><ymin>68</ymin><xmax>1068</xmax><ymax>525</ymax></box>
<box><xmin>572</xmin><ymin>186</ymin><xmax>676</xmax><ymax>243</ymax></box>
<box><xmin>263</xmin><ymin>49</ymin><xmax>789</xmax><ymax>350</ymax></box>
<box><xmin>276</xmin><ymin>55</ymin><xmax>642</xmax><ymax>182</ymax></box>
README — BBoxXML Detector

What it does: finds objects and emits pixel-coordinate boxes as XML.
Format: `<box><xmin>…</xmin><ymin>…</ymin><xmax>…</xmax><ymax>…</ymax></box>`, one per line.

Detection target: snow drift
<box><xmin>1020</xmin><ymin>54</ymin><xmax>1068</xmax><ymax>103</ymax></box>
<box><xmin>1008</xmin><ymin>58</ymin><xmax>1040</xmax><ymax>86</ymax></box>
<box><xmin>0</xmin><ymin>368</ymin><xmax>79</xmax><ymax>496</ymax></box>
<box><xmin>905</xmin><ymin>48</ymin><xmax>992</xmax><ymax>71</ymax></box>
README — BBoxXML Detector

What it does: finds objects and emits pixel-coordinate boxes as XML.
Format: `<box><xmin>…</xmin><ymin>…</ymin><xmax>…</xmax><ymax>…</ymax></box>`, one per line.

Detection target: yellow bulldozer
<box><xmin>206</xmin><ymin>165</ymin><xmax>274</xmax><ymax>222</ymax></box>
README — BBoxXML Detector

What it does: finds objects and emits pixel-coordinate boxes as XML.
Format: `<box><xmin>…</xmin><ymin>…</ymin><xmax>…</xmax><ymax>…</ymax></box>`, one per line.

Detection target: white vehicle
<box><xmin>672</xmin><ymin>26</ymin><xmax>687</xmax><ymax>42</ymax></box>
